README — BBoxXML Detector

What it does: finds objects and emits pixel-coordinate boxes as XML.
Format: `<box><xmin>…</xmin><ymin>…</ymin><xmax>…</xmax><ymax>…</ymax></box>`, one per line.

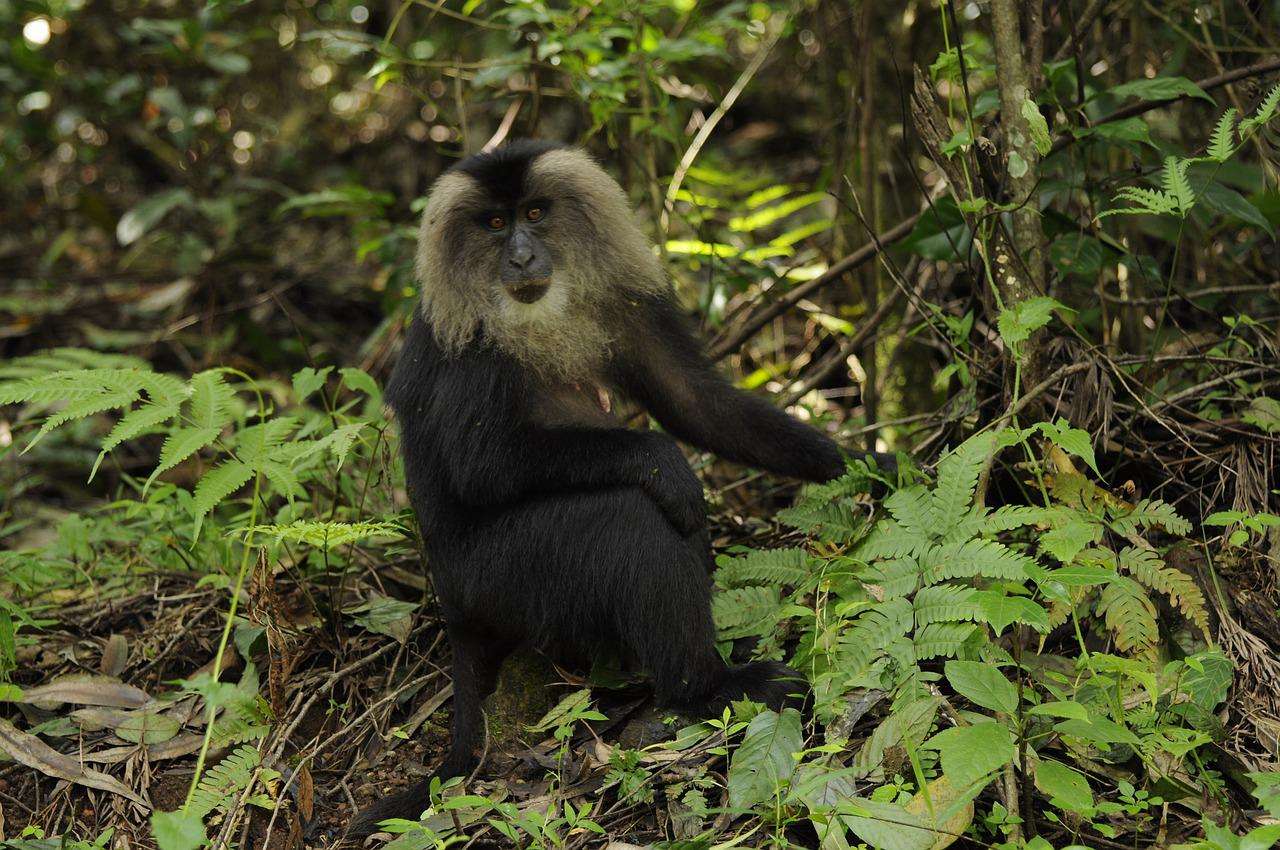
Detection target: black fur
<box><xmin>346</xmin><ymin>164</ymin><xmax>875</xmax><ymax>841</ymax></box>
<box><xmin>451</xmin><ymin>139</ymin><xmax>564</xmax><ymax>207</ymax></box>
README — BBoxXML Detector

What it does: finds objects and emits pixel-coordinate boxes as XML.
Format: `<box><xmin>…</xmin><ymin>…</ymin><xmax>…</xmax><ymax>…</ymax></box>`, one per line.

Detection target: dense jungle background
<box><xmin>3</xmin><ymin>1</ymin><xmax>1280</xmax><ymax>848</ymax></box>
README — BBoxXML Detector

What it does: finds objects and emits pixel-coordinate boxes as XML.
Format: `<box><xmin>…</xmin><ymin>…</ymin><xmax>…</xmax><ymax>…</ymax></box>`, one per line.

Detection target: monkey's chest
<box><xmin>528</xmin><ymin>381</ymin><xmax>637</xmax><ymax>428</ymax></box>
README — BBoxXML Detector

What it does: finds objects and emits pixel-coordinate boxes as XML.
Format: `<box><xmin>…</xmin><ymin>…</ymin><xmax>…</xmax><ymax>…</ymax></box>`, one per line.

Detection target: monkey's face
<box><xmin>478</xmin><ymin>203</ymin><xmax>555</xmax><ymax>306</ymax></box>
<box><xmin>416</xmin><ymin>142</ymin><xmax>671</xmax><ymax>376</ymax></box>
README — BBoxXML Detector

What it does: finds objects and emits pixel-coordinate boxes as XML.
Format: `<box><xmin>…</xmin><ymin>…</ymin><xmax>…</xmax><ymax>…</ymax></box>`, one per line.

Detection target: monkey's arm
<box><xmin>451</xmin><ymin>420</ymin><xmax>705</xmax><ymax>532</ymax></box>
<box><xmin>613</xmin><ymin>295</ymin><xmax>858</xmax><ymax>483</ymax></box>
<box><xmin>389</xmin><ymin>322</ymin><xmax>704</xmax><ymax>532</ymax></box>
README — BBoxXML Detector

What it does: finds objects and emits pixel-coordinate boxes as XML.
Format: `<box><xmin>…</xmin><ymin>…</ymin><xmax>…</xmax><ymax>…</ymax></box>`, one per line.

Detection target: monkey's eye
<box><xmin>525</xmin><ymin>207</ymin><xmax>544</xmax><ymax>223</ymax></box>
<box><xmin>486</xmin><ymin>214</ymin><xmax>507</xmax><ymax>231</ymax></box>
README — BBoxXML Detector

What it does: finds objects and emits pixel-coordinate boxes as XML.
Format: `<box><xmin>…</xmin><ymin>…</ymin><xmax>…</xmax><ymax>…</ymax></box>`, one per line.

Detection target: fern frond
<box><xmin>837</xmin><ymin>598</ymin><xmax>912</xmax><ymax>678</ymax></box>
<box><xmin>984</xmin><ymin>505</ymin><xmax>1054</xmax><ymax>532</ymax></box>
<box><xmin>716</xmin><ymin>548</ymin><xmax>812</xmax><ymax>588</ymax></box>
<box><xmin>914</xmin><ymin>622</ymin><xmax>980</xmax><ymax>661</ymax></box>
<box><xmin>1045</xmin><ymin>599</ymin><xmax>1073</xmax><ymax>630</ymax></box>
<box><xmin>920</xmin><ymin>538</ymin><xmax>1036</xmax><ymax>583</ymax></box>
<box><xmin>191</xmin><ymin>460</ymin><xmax>255</xmax><ymax>537</ymax></box>
<box><xmin>712</xmin><ymin>585</ymin><xmax>783</xmax><ymax>640</ymax></box>
<box><xmin>187</xmin><ymin>745</ymin><xmax>261</xmax><ymax>819</ymax></box>
<box><xmin>1108</xmin><ymin>498</ymin><xmax>1191</xmax><ymax>536</ymax></box>
<box><xmin>929</xmin><ymin>432</ymin><xmax>996</xmax><ymax>532</ymax></box>
<box><xmin>147</xmin><ymin>425</ymin><xmax>221</xmax><ymax>489</ymax></box>
<box><xmin>1207</xmin><ymin>108</ymin><xmax>1238</xmax><ymax>162</ymax></box>
<box><xmin>938</xmin><ymin>506</ymin><xmax>989</xmax><ymax>544</ymax></box>
<box><xmin>1118</xmin><ymin>546</ymin><xmax>1209</xmax><ymax>636</ymax></box>
<box><xmin>245</xmin><ymin>520</ymin><xmax>404</xmax><ymax>550</ymax></box>
<box><xmin>862</xmin><ymin>557</ymin><xmax>921</xmax><ymax>599</ymax></box>
<box><xmin>885</xmin><ymin>485</ymin><xmax>934</xmax><ymax>538</ymax></box>
<box><xmin>235</xmin><ymin>417</ymin><xmax>298</xmax><ymax>462</ymax></box>
<box><xmin>28</xmin><ymin>387</ymin><xmax>141</xmax><ymax>449</ymax></box>
<box><xmin>778</xmin><ymin>499</ymin><xmax>868</xmax><ymax>543</ymax></box>
<box><xmin>1161</xmin><ymin>157</ymin><xmax>1195</xmax><ymax>211</ymax></box>
<box><xmin>187</xmin><ymin>370</ymin><xmax>237</xmax><ymax>431</ymax></box>
<box><xmin>1240</xmin><ymin>82</ymin><xmax>1280</xmax><ymax>134</ymax></box>
<box><xmin>1098</xmin><ymin>576</ymin><xmax>1158</xmax><ymax>654</ymax></box>
<box><xmin>855</xmin><ymin>519</ymin><xmax>929</xmax><ymax>560</ymax></box>
<box><xmin>0</xmin><ymin>349</ymin><xmax>146</xmax><ymax>382</ymax></box>
<box><xmin>1</xmin><ymin>367</ymin><xmax>148</xmax><ymax>406</ymax></box>
<box><xmin>912</xmin><ymin>583</ymin><xmax>979</xmax><ymax>625</ymax></box>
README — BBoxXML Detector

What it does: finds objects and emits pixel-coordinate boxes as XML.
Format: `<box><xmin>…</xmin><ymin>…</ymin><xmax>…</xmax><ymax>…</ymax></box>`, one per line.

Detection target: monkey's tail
<box><xmin>708</xmin><ymin>660</ymin><xmax>809</xmax><ymax>714</ymax></box>
<box><xmin>341</xmin><ymin>778</ymin><xmax>437</xmax><ymax>845</ymax></box>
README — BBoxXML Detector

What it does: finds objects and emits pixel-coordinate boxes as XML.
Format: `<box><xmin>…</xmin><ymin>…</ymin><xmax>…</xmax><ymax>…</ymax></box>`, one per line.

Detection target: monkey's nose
<box><xmin>508</xmin><ymin>244</ymin><xmax>535</xmax><ymax>269</ymax></box>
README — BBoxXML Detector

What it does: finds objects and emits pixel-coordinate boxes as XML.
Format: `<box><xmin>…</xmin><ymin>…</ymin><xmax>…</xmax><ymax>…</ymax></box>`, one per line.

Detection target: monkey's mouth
<box><xmin>505</xmin><ymin>280</ymin><xmax>550</xmax><ymax>304</ymax></box>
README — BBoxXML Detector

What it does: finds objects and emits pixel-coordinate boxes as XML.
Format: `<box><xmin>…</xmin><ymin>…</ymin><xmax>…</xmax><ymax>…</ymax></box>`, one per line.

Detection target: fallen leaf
<box><xmin>100</xmin><ymin>634</ymin><xmax>129</xmax><ymax>677</ymax></box>
<box><xmin>0</xmin><ymin>718</ymin><xmax>148</xmax><ymax>807</ymax></box>
<box><xmin>20</xmin><ymin>674</ymin><xmax>151</xmax><ymax>709</ymax></box>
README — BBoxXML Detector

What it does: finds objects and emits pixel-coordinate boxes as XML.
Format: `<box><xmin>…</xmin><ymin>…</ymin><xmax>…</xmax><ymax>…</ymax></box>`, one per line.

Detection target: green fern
<box><xmin>1100</xmin><ymin>157</ymin><xmax>1196</xmax><ymax>219</ymax></box>
<box><xmin>912</xmin><ymin>584</ymin><xmax>980</xmax><ymax>625</ymax></box>
<box><xmin>711</xmin><ymin>586</ymin><xmax>784</xmax><ymax>640</ymax></box>
<box><xmin>1239</xmin><ymin>81</ymin><xmax>1280</xmax><ymax>135</ymax></box>
<box><xmin>929</xmin><ymin>431</ymin><xmax>995</xmax><ymax>534</ymax></box>
<box><xmin>1098</xmin><ymin>576</ymin><xmax>1159</xmax><ymax>655</ymax></box>
<box><xmin>245</xmin><ymin>520</ymin><xmax>405</xmax><ymax>550</ymax></box>
<box><xmin>1108</xmin><ymin>497</ymin><xmax>1191</xmax><ymax>537</ymax></box>
<box><xmin>187</xmin><ymin>745</ymin><xmax>262</xmax><ymax>819</ymax></box>
<box><xmin>1205</xmin><ymin>108</ymin><xmax>1238</xmax><ymax>162</ymax></box>
<box><xmin>716</xmin><ymin>548</ymin><xmax>813</xmax><ymax>588</ymax></box>
<box><xmin>919</xmin><ymin>538</ymin><xmax>1036</xmax><ymax>583</ymax></box>
<box><xmin>1118</xmin><ymin>545</ymin><xmax>1209</xmax><ymax>636</ymax></box>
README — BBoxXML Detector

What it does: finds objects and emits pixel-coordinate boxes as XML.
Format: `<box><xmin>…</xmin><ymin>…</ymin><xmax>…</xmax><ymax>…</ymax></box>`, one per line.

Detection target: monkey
<box><xmin>347</xmin><ymin>140</ymin><xmax>893</xmax><ymax>837</ymax></box>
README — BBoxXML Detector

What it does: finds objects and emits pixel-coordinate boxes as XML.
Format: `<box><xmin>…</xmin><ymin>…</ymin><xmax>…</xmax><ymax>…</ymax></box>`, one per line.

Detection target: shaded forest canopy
<box><xmin>1</xmin><ymin>1</ymin><xmax>1280</xmax><ymax>849</ymax></box>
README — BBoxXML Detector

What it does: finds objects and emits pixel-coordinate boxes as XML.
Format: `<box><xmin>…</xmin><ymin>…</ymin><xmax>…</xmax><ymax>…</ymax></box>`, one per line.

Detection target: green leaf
<box><xmin>997</xmin><ymin>296</ymin><xmax>1070</xmax><ymax>353</ymax></box>
<box><xmin>1054</xmin><ymin>716</ymin><xmax>1140</xmax><ymax>746</ymax></box>
<box><xmin>1207</xmin><ymin>109</ymin><xmax>1239</xmax><ymax>162</ymax></box>
<box><xmin>727</xmin><ymin>708</ymin><xmax>804</xmax><ymax>810</ymax></box>
<box><xmin>115</xmin><ymin>710</ymin><xmax>181</xmax><ymax>744</ymax></box>
<box><xmin>1035</xmin><ymin>760</ymin><xmax>1094</xmax><ymax>814</ymax></box>
<box><xmin>191</xmin><ymin>460</ymin><xmax>253</xmax><ymax>538</ymax></box>
<box><xmin>1049</xmin><ymin>233</ymin><xmax>1105</xmax><ymax>278</ymax></box>
<box><xmin>1243</xmin><ymin>397</ymin><xmax>1280</xmax><ymax>433</ymax></box>
<box><xmin>345</xmin><ymin>594</ymin><xmax>418</xmax><ymax>643</ymax></box>
<box><xmin>945</xmin><ymin>661</ymin><xmax>1019</xmax><ymax>714</ymax></box>
<box><xmin>972</xmin><ymin>590</ymin><xmax>1050</xmax><ymax>635</ymax></box>
<box><xmin>117</xmin><ymin>188</ymin><xmax>193</xmax><ymax>246</ymax></box>
<box><xmin>1027</xmin><ymin>701</ymin><xmax>1090</xmax><ymax>721</ymax></box>
<box><xmin>1091</xmin><ymin>117</ymin><xmax>1153</xmax><ymax>147</ymax></box>
<box><xmin>291</xmin><ymin>366</ymin><xmax>333</xmax><ymax>402</ymax></box>
<box><xmin>152</xmin><ymin>809</ymin><xmax>207</xmax><ymax>850</ymax></box>
<box><xmin>147</xmin><ymin>426</ymin><xmax>221</xmax><ymax>490</ymax></box>
<box><xmin>927</xmin><ymin>721</ymin><xmax>1015</xmax><ymax>789</ymax></box>
<box><xmin>1021</xmin><ymin>98</ymin><xmax>1051</xmax><ymax>156</ymax></box>
<box><xmin>1106</xmin><ymin>76</ymin><xmax>1214</xmax><ymax>104</ymax></box>
<box><xmin>1035</xmin><ymin>419</ymin><xmax>1100</xmax><ymax>476</ymax></box>
<box><xmin>1044</xmin><ymin>564</ymin><xmax>1117</xmax><ymax>587</ymax></box>
<box><xmin>839</xmin><ymin>797</ymin><xmax>937</xmax><ymax>850</ymax></box>
<box><xmin>1194</xmin><ymin>176</ymin><xmax>1271</xmax><ymax>231</ymax></box>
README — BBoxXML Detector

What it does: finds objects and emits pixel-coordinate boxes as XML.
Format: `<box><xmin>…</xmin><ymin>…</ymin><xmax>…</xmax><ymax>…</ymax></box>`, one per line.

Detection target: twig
<box><xmin>708</xmin><ymin>213</ymin><xmax>921</xmax><ymax>361</ymax></box>
<box><xmin>661</xmin><ymin>14</ymin><xmax>788</xmax><ymax>232</ymax></box>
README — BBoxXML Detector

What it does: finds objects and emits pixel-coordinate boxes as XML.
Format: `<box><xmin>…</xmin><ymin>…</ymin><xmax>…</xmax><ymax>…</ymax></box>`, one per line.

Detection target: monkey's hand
<box><xmin>636</xmin><ymin>434</ymin><xmax>706</xmax><ymax>535</ymax></box>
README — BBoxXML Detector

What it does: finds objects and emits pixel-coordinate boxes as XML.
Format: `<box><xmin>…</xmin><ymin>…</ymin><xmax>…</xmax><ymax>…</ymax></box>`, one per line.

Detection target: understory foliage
<box><xmin>4</xmin><ymin>0</ymin><xmax>1280</xmax><ymax>848</ymax></box>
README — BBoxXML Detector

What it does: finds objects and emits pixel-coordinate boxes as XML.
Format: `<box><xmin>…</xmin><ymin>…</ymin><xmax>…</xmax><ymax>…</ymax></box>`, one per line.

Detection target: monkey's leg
<box><xmin>589</xmin><ymin>490</ymin><xmax>806</xmax><ymax>713</ymax></box>
<box><xmin>344</xmin><ymin>622</ymin><xmax>511</xmax><ymax>838</ymax></box>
